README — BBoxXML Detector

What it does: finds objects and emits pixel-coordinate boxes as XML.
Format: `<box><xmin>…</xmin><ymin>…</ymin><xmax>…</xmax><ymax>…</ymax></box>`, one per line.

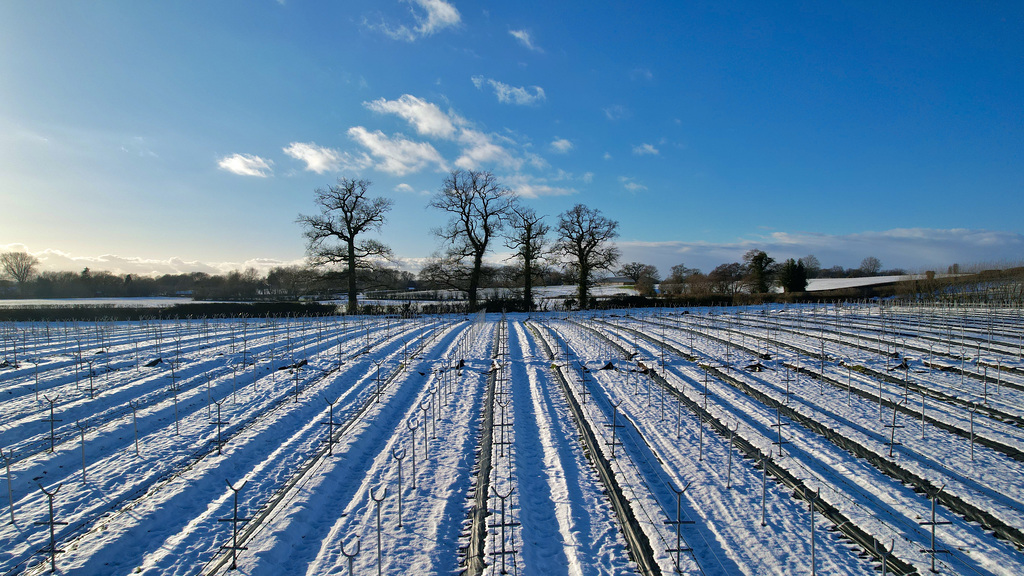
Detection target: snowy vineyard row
<box><xmin>0</xmin><ymin>303</ymin><xmax>1022</xmax><ymax>575</ymax></box>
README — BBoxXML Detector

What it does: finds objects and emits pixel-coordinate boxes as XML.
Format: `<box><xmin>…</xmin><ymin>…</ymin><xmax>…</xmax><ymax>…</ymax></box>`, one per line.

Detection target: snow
<box><xmin>1</xmin><ymin>304</ymin><xmax>1022</xmax><ymax>575</ymax></box>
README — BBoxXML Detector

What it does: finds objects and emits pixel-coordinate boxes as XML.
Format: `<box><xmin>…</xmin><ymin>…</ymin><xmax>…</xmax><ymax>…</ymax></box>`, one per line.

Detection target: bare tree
<box><xmin>297</xmin><ymin>178</ymin><xmax>394</xmax><ymax>314</ymax></box>
<box><xmin>556</xmin><ymin>204</ymin><xmax>619</xmax><ymax>309</ymax></box>
<box><xmin>798</xmin><ymin>254</ymin><xmax>821</xmax><ymax>278</ymax></box>
<box><xmin>618</xmin><ymin>262</ymin><xmax>660</xmax><ymax>296</ymax></box>
<box><xmin>860</xmin><ymin>256</ymin><xmax>882</xmax><ymax>276</ymax></box>
<box><xmin>429</xmin><ymin>169</ymin><xmax>515</xmax><ymax>310</ymax></box>
<box><xmin>504</xmin><ymin>205</ymin><xmax>549</xmax><ymax>312</ymax></box>
<box><xmin>1</xmin><ymin>251</ymin><xmax>40</xmax><ymax>289</ymax></box>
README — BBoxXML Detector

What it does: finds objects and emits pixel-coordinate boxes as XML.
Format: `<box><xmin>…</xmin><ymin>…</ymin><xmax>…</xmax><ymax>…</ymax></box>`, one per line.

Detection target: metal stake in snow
<box><xmin>605</xmin><ymin>400</ymin><xmax>624</xmax><ymax>459</ymax></box>
<box><xmin>341</xmin><ymin>538</ymin><xmax>360</xmax><ymax>576</ymax></box>
<box><xmin>919</xmin><ymin>484</ymin><xmax>951</xmax><ymax>573</ymax></box>
<box><xmin>406</xmin><ymin>419</ymin><xmax>418</xmax><ymax>489</ymax></box>
<box><xmin>874</xmin><ymin>538</ymin><xmax>894</xmax><ymax>576</ymax></box>
<box><xmin>726</xmin><ymin>423</ymin><xmax>737</xmax><ymax>489</ymax></box>
<box><xmin>846</xmin><ymin>363</ymin><xmax>853</xmax><ymax>405</ymax></box>
<box><xmin>1</xmin><ymin>448</ymin><xmax>14</xmax><ymax>524</ymax></box>
<box><xmin>35</xmin><ymin>482</ymin><xmax>67</xmax><ymax>574</ymax></box>
<box><xmin>42</xmin><ymin>394</ymin><xmax>61</xmax><ymax>453</ymax></box>
<box><xmin>375</xmin><ymin>359</ymin><xmax>384</xmax><ymax>403</ymax></box>
<box><xmin>490</xmin><ymin>486</ymin><xmax>519</xmax><ymax>574</ymax></box>
<box><xmin>805</xmin><ymin>486</ymin><xmax>820</xmax><ymax>576</ymax></box>
<box><xmin>129</xmin><ymin>400</ymin><xmax>141</xmax><ymax>456</ymax></box>
<box><xmin>392</xmin><ymin>447</ymin><xmax>406</xmax><ymax>528</ymax></box>
<box><xmin>759</xmin><ymin>451</ymin><xmax>771</xmax><ymax>527</ymax></box>
<box><xmin>884</xmin><ymin>400</ymin><xmax>905</xmax><ymax>458</ymax></box>
<box><xmin>495</xmin><ymin>393</ymin><xmax>512</xmax><ymax>458</ymax></box>
<box><xmin>968</xmin><ymin>403</ymin><xmax>978</xmax><ymax>462</ymax></box>
<box><xmin>218</xmin><ymin>479</ymin><xmax>250</xmax><ymax>570</ymax></box>
<box><xmin>321</xmin><ymin>397</ymin><xmax>341</xmax><ymax>455</ymax></box>
<box><xmin>171</xmin><ymin>380</ymin><xmax>181</xmax><ymax>436</ymax></box>
<box><xmin>770</xmin><ymin>407</ymin><xmax>789</xmax><ymax>457</ymax></box>
<box><xmin>211</xmin><ymin>401</ymin><xmax>228</xmax><ymax>456</ymax></box>
<box><xmin>664</xmin><ymin>481</ymin><xmax>694</xmax><ymax>573</ymax></box>
<box><xmin>75</xmin><ymin>421</ymin><xmax>88</xmax><ymax>484</ymax></box>
<box><xmin>371</xmin><ymin>486</ymin><xmax>387</xmax><ymax>576</ymax></box>
<box><xmin>420</xmin><ymin>403</ymin><xmax>430</xmax><ymax>457</ymax></box>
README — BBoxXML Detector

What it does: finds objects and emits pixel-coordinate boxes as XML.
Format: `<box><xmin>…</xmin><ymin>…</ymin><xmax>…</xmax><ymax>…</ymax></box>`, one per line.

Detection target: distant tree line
<box><xmin>1</xmin><ymin>166</ymin><xmax>922</xmax><ymax>310</ymax></box>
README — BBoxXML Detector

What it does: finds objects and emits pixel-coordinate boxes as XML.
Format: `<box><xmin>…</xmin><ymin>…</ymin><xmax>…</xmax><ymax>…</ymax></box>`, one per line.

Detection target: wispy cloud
<box><xmin>120</xmin><ymin>136</ymin><xmax>158</xmax><ymax>158</ymax></box>
<box><xmin>376</xmin><ymin>0</ymin><xmax>461</xmax><ymax>41</ymax></box>
<box><xmin>471</xmin><ymin>76</ymin><xmax>545</xmax><ymax>105</ymax></box>
<box><xmin>619</xmin><ymin>176</ymin><xmax>647</xmax><ymax>192</ymax></box>
<box><xmin>347</xmin><ymin>126</ymin><xmax>446</xmax><ymax>176</ymax></box>
<box><xmin>630</xmin><ymin>67</ymin><xmax>654</xmax><ymax>81</ymax></box>
<box><xmin>218</xmin><ymin>153</ymin><xmax>273</xmax><ymax>177</ymax></box>
<box><xmin>509</xmin><ymin>29</ymin><xmax>542</xmax><ymax>52</ymax></box>
<box><xmin>632</xmin><ymin>143</ymin><xmax>659</xmax><ymax>156</ymax></box>
<box><xmin>455</xmin><ymin>129</ymin><xmax>520</xmax><ymax>170</ymax></box>
<box><xmin>550</xmin><ymin>138</ymin><xmax>573</xmax><ymax>153</ymax></box>
<box><xmin>394</xmin><ymin>182</ymin><xmax>430</xmax><ymax>196</ymax></box>
<box><xmin>364</xmin><ymin>94</ymin><xmax>460</xmax><ymax>139</ymax></box>
<box><xmin>282</xmin><ymin>142</ymin><xmax>347</xmax><ymax>174</ymax></box>
<box><xmin>603</xmin><ymin>105</ymin><xmax>630</xmax><ymax>121</ymax></box>
<box><xmin>505</xmin><ymin>173</ymin><xmax>577</xmax><ymax>198</ymax></box>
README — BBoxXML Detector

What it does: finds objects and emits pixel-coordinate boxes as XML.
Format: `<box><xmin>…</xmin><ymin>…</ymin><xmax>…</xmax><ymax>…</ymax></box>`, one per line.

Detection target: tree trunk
<box><xmin>347</xmin><ymin>241</ymin><xmax>358</xmax><ymax>315</ymax></box>
<box><xmin>523</xmin><ymin>258</ymin><xmax>533</xmax><ymax>312</ymax></box>
<box><xmin>468</xmin><ymin>252</ymin><xmax>483</xmax><ymax>311</ymax></box>
<box><xmin>578</xmin><ymin>262</ymin><xmax>589</xmax><ymax>309</ymax></box>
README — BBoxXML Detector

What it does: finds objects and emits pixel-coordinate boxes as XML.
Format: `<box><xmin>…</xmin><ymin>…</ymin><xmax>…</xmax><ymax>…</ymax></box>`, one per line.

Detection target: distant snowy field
<box><xmin>1</xmin><ymin>304</ymin><xmax>1022</xmax><ymax>575</ymax></box>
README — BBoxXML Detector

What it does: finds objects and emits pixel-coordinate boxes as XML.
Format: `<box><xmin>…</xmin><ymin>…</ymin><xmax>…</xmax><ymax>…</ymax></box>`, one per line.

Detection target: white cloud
<box><xmin>364</xmin><ymin>94</ymin><xmax>459</xmax><ymax>139</ymax></box>
<box><xmin>619</xmin><ymin>176</ymin><xmax>647</xmax><ymax>192</ymax></box>
<box><xmin>582</xmin><ymin>172</ymin><xmax>594</xmax><ymax>183</ymax></box>
<box><xmin>504</xmin><ymin>174</ymin><xmax>577</xmax><ymax>198</ymax></box>
<box><xmin>282</xmin><ymin>142</ymin><xmax>346</xmax><ymax>174</ymax></box>
<box><xmin>630</xmin><ymin>67</ymin><xmax>654</xmax><ymax>81</ymax></box>
<box><xmin>347</xmin><ymin>126</ymin><xmax>446</xmax><ymax>176</ymax></box>
<box><xmin>603</xmin><ymin>105</ymin><xmax>630</xmax><ymax>121</ymax></box>
<box><xmin>550</xmin><ymin>138</ymin><xmax>573</xmax><ymax>154</ymax></box>
<box><xmin>632</xmin><ymin>143</ymin><xmax>659</xmax><ymax>156</ymax></box>
<box><xmin>395</xmin><ymin>182</ymin><xmax>430</xmax><ymax>196</ymax></box>
<box><xmin>120</xmin><ymin>136</ymin><xmax>158</xmax><ymax>158</ymax></box>
<box><xmin>471</xmin><ymin>76</ymin><xmax>545</xmax><ymax>106</ymax></box>
<box><xmin>509</xmin><ymin>29</ymin><xmax>542</xmax><ymax>52</ymax></box>
<box><xmin>455</xmin><ymin>129</ymin><xmax>520</xmax><ymax>170</ymax></box>
<box><xmin>217</xmin><ymin>153</ymin><xmax>273</xmax><ymax>177</ymax></box>
<box><xmin>378</xmin><ymin>0</ymin><xmax>461</xmax><ymax>41</ymax></box>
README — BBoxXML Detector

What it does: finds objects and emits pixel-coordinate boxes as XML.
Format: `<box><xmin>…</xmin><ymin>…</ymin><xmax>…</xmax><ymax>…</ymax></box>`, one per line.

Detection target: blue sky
<box><xmin>2</xmin><ymin>1</ymin><xmax>1022</xmax><ymax>277</ymax></box>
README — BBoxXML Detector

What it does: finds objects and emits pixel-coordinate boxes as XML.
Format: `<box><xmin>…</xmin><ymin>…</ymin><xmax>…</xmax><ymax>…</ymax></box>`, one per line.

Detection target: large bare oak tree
<box><xmin>504</xmin><ymin>205</ymin><xmax>549</xmax><ymax>312</ymax></box>
<box><xmin>556</xmin><ymin>204</ymin><xmax>619</xmax><ymax>309</ymax></box>
<box><xmin>297</xmin><ymin>178</ymin><xmax>393</xmax><ymax>314</ymax></box>
<box><xmin>1</xmin><ymin>251</ymin><xmax>40</xmax><ymax>289</ymax></box>
<box><xmin>429</xmin><ymin>169</ymin><xmax>515</xmax><ymax>311</ymax></box>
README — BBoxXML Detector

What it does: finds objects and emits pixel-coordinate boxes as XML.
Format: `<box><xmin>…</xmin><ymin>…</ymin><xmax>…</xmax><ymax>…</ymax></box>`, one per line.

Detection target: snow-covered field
<box><xmin>1</xmin><ymin>304</ymin><xmax>1022</xmax><ymax>575</ymax></box>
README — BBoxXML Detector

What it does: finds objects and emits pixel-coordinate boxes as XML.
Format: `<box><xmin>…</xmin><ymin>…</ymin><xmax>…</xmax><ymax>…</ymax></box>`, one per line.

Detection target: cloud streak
<box><xmin>347</xmin><ymin>126</ymin><xmax>447</xmax><ymax>176</ymax></box>
<box><xmin>217</xmin><ymin>153</ymin><xmax>273</xmax><ymax>177</ymax></box>
<box><xmin>376</xmin><ymin>0</ymin><xmax>460</xmax><ymax>41</ymax></box>
<box><xmin>471</xmin><ymin>76</ymin><xmax>545</xmax><ymax>105</ymax></box>
<box><xmin>365</xmin><ymin>94</ymin><xmax>459</xmax><ymax>139</ymax></box>
<box><xmin>509</xmin><ymin>29</ymin><xmax>542</xmax><ymax>52</ymax></box>
<box><xmin>283</xmin><ymin>142</ymin><xmax>345</xmax><ymax>174</ymax></box>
